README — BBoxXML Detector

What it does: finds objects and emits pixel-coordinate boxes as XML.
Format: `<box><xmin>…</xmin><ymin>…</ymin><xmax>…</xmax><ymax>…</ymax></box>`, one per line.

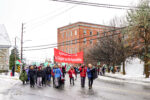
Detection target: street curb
<box><xmin>103</xmin><ymin>75</ymin><xmax>150</xmax><ymax>84</ymax></box>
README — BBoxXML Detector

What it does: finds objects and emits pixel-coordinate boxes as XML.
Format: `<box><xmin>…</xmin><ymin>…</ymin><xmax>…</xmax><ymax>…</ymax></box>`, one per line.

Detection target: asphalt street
<box><xmin>1</xmin><ymin>75</ymin><xmax>150</xmax><ymax>100</ymax></box>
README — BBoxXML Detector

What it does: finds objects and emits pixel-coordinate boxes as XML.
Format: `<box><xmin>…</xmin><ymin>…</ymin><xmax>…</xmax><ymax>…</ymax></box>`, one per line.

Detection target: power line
<box><xmin>50</xmin><ymin>0</ymin><xmax>137</xmax><ymax>10</ymax></box>
<box><xmin>23</xmin><ymin>27</ymin><xmax>125</xmax><ymax>49</ymax></box>
<box><xmin>25</xmin><ymin>5</ymin><xmax>76</xmax><ymax>32</ymax></box>
<box><xmin>24</xmin><ymin>27</ymin><xmax>125</xmax><ymax>51</ymax></box>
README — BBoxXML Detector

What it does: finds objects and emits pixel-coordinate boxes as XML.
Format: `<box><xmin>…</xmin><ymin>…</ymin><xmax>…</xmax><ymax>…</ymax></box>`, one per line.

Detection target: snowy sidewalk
<box><xmin>0</xmin><ymin>72</ymin><xmax>20</xmax><ymax>93</ymax></box>
<box><xmin>98</xmin><ymin>72</ymin><xmax>150</xmax><ymax>86</ymax></box>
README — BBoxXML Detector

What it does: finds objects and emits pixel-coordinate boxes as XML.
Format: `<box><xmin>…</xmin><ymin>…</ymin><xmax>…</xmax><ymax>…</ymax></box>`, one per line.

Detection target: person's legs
<box><xmin>91</xmin><ymin>78</ymin><xmax>93</xmax><ymax>88</ymax></box>
<box><xmin>83</xmin><ymin>77</ymin><xmax>85</xmax><ymax>87</ymax></box>
<box><xmin>88</xmin><ymin>78</ymin><xmax>91</xmax><ymax>88</ymax></box>
<box><xmin>81</xmin><ymin>77</ymin><xmax>83</xmax><ymax>87</ymax></box>
<box><xmin>70</xmin><ymin>78</ymin><xmax>72</xmax><ymax>84</ymax></box>
<box><xmin>72</xmin><ymin>77</ymin><xmax>74</xmax><ymax>85</ymax></box>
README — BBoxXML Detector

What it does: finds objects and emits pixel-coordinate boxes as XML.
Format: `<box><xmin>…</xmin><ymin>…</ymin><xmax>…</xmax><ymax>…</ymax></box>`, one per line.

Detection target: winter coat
<box><xmin>53</xmin><ymin>68</ymin><xmax>62</xmax><ymax>78</ymax></box>
<box><xmin>46</xmin><ymin>66</ymin><xmax>51</xmax><ymax>75</ymax></box>
<box><xmin>87</xmin><ymin>68</ymin><xmax>93</xmax><ymax>78</ymax></box>
<box><xmin>68</xmin><ymin>69</ymin><xmax>75</xmax><ymax>78</ymax></box>
<box><xmin>28</xmin><ymin>69</ymin><xmax>35</xmax><ymax>79</ymax></box>
<box><xmin>74</xmin><ymin>67</ymin><xmax>78</xmax><ymax>75</ymax></box>
<box><xmin>19</xmin><ymin>71</ymin><xmax>28</xmax><ymax>81</ymax></box>
<box><xmin>62</xmin><ymin>67</ymin><xmax>66</xmax><ymax>73</ymax></box>
<box><xmin>37</xmin><ymin>70</ymin><xmax>43</xmax><ymax>77</ymax></box>
<box><xmin>79</xmin><ymin>66</ymin><xmax>87</xmax><ymax>77</ymax></box>
<box><xmin>42</xmin><ymin>68</ymin><xmax>47</xmax><ymax>78</ymax></box>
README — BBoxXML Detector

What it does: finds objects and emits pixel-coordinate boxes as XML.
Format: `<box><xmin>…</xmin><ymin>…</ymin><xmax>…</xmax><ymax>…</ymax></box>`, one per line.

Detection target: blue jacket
<box><xmin>87</xmin><ymin>68</ymin><xmax>92</xmax><ymax>78</ymax></box>
<box><xmin>53</xmin><ymin>68</ymin><xmax>62</xmax><ymax>78</ymax></box>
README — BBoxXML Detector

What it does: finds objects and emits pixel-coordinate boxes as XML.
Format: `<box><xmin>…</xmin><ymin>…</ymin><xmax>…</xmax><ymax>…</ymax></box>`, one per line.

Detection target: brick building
<box><xmin>57</xmin><ymin>22</ymin><xmax>114</xmax><ymax>54</ymax></box>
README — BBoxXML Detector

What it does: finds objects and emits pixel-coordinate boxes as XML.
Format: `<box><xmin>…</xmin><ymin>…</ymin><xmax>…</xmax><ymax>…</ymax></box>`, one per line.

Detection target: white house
<box><xmin>0</xmin><ymin>24</ymin><xmax>11</xmax><ymax>71</ymax></box>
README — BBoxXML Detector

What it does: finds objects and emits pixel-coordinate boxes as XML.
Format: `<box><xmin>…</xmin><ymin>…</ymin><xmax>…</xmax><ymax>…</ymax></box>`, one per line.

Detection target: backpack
<box><xmin>92</xmin><ymin>68</ymin><xmax>98</xmax><ymax>80</ymax></box>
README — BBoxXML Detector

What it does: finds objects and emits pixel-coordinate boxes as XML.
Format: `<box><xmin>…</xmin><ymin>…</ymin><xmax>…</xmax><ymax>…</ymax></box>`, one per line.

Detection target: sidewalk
<box><xmin>98</xmin><ymin>72</ymin><xmax>150</xmax><ymax>85</ymax></box>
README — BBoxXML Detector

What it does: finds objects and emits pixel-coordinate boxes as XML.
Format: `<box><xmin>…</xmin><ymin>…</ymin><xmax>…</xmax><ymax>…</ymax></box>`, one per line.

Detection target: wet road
<box><xmin>1</xmin><ymin>75</ymin><xmax>150</xmax><ymax>100</ymax></box>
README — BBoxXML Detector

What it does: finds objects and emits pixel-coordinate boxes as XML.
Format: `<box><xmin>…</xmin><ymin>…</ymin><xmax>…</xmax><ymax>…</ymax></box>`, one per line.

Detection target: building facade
<box><xmin>57</xmin><ymin>22</ymin><xmax>113</xmax><ymax>54</ymax></box>
<box><xmin>0</xmin><ymin>24</ymin><xmax>11</xmax><ymax>71</ymax></box>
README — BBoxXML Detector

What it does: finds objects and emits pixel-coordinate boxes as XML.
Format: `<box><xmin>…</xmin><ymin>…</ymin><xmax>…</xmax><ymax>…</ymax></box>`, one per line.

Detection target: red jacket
<box><xmin>79</xmin><ymin>66</ymin><xmax>87</xmax><ymax>77</ymax></box>
<box><xmin>68</xmin><ymin>69</ymin><xmax>75</xmax><ymax>78</ymax></box>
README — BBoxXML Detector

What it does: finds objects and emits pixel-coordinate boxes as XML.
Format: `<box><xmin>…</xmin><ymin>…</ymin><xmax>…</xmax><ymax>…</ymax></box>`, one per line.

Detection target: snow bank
<box><xmin>0</xmin><ymin>72</ymin><xmax>19</xmax><ymax>92</ymax></box>
<box><xmin>121</xmin><ymin>57</ymin><xmax>144</xmax><ymax>76</ymax></box>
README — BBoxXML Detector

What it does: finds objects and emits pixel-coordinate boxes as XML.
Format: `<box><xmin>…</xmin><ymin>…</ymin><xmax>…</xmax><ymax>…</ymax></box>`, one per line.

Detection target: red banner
<box><xmin>54</xmin><ymin>48</ymin><xmax>83</xmax><ymax>63</ymax></box>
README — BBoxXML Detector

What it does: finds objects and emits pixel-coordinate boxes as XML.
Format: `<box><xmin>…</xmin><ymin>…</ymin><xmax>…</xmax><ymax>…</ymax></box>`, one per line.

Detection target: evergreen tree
<box><xmin>9</xmin><ymin>47</ymin><xmax>20</xmax><ymax>70</ymax></box>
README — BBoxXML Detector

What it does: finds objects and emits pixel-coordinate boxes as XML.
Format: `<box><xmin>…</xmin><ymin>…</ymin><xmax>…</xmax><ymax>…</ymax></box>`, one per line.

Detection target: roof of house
<box><xmin>58</xmin><ymin>22</ymin><xmax>114</xmax><ymax>31</ymax></box>
<box><xmin>0</xmin><ymin>24</ymin><xmax>11</xmax><ymax>48</ymax></box>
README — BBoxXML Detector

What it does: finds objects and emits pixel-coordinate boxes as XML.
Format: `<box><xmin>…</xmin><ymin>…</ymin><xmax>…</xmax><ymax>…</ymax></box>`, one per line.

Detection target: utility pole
<box><xmin>15</xmin><ymin>37</ymin><xmax>16</xmax><ymax>72</ymax></box>
<box><xmin>20</xmin><ymin>23</ymin><xmax>24</xmax><ymax>73</ymax></box>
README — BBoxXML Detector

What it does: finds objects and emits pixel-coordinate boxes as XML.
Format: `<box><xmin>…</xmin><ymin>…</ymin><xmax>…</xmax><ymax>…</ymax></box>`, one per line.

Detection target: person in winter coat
<box><xmin>12</xmin><ymin>66</ymin><xmax>15</xmax><ymax>76</ymax></box>
<box><xmin>79</xmin><ymin>64</ymin><xmax>87</xmax><ymax>88</ymax></box>
<box><xmin>42</xmin><ymin>67</ymin><xmax>47</xmax><ymax>87</ymax></box>
<box><xmin>28</xmin><ymin>66</ymin><xmax>35</xmax><ymax>87</ymax></box>
<box><xmin>87</xmin><ymin>64</ymin><xmax>94</xmax><ymax>89</ymax></box>
<box><xmin>62</xmin><ymin>65</ymin><xmax>66</xmax><ymax>78</ymax></box>
<box><xmin>46</xmin><ymin>65</ymin><xmax>51</xmax><ymax>86</ymax></box>
<box><xmin>53</xmin><ymin>65</ymin><xmax>62</xmax><ymax>88</ymax></box>
<box><xmin>37</xmin><ymin>66</ymin><xmax>43</xmax><ymax>87</ymax></box>
<box><xmin>32</xmin><ymin>65</ymin><xmax>37</xmax><ymax>84</ymax></box>
<box><xmin>74</xmin><ymin>66</ymin><xmax>78</xmax><ymax>80</ymax></box>
<box><xmin>19</xmin><ymin>69</ymin><xmax>28</xmax><ymax>84</ymax></box>
<box><xmin>68</xmin><ymin>67</ymin><xmax>75</xmax><ymax>85</ymax></box>
<box><xmin>25</xmin><ymin>67</ymin><xmax>30</xmax><ymax>83</ymax></box>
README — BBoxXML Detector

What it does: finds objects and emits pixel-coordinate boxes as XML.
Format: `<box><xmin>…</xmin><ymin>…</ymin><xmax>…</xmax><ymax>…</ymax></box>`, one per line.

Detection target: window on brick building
<box><xmin>97</xmin><ymin>32</ymin><xmax>100</xmax><ymax>37</ymax></box>
<box><xmin>66</xmin><ymin>32</ymin><xmax>68</xmax><ymax>37</ymax></box>
<box><xmin>70</xmin><ymin>40</ymin><xmax>72</xmax><ymax>45</ymax></box>
<box><xmin>75</xmin><ymin>30</ymin><xmax>77</xmax><ymax>35</ymax></box>
<box><xmin>90</xmin><ymin>31</ymin><xmax>92</xmax><ymax>35</ymax></box>
<box><xmin>84</xmin><ymin>38</ymin><xmax>86</xmax><ymax>44</ymax></box>
<box><xmin>103</xmin><ymin>32</ymin><xmax>106</xmax><ymax>36</ymax></box>
<box><xmin>84</xmin><ymin>30</ymin><xmax>86</xmax><ymax>35</ymax></box>
<box><xmin>70</xmin><ymin>48</ymin><xmax>72</xmax><ymax>54</ymax></box>
<box><xmin>75</xmin><ymin>39</ymin><xmax>77</xmax><ymax>44</ymax></box>
<box><xmin>62</xmin><ymin>32</ymin><xmax>64</xmax><ymax>38</ymax></box>
<box><xmin>71</xmin><ymin>31</ymin><xmax>72</xmax><ymax>36</ymax></box>
<box><xmin>68</xmin><ymin>32</ymin><xmax>70</xmax><ymax>37</ymax></box>
<box><xmin>75</xmin><ymin>48</ymin><xmax>77</xmax><ymax>53</ymax></box>
<box><xmin>90</xmin><ymin>40</ymin><xmax>93</xmax><ymax>44</ymax></box>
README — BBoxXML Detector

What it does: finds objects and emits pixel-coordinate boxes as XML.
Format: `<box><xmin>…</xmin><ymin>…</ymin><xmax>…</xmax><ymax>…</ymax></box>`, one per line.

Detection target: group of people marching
<box><xmin>19</xmin><ymin>63</ymin><xmax>98</xmax><ymax>89</ymax></box>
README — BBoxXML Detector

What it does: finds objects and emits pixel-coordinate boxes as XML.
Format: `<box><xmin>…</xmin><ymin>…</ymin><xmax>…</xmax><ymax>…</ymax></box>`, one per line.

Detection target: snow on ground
<box><xmin>121</xmin><ymin>57</ymin><xmax>144</xmax><ymax>76</ymax></box>
<box><xmin>0</xmin><ymin>72</ymin><xmax>20</xmax><ymax>95</ymax></box>
<box><xmin>99</xmin><ymin>58</ymin><xmax>150</xmax><ymax>86</ymax></box>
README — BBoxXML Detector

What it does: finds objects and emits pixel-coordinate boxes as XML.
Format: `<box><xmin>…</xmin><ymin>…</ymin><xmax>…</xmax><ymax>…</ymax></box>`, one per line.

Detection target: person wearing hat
<box><xmin>28</xmin><ymin>66</ymin><xmax>35</xmax><ymax>87</ymax></box>
<box><xmin>19</xmin><ymin>68</ymin><xmax>28</xmax><ymax>85</ymax></box>
<box><xmin>37</xmin><ymin>66</ymin><xmax>43</xmax><ymax>87</ymax></box>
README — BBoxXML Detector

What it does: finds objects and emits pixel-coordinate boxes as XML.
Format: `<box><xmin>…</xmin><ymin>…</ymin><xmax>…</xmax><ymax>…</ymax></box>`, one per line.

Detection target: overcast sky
<box><xmin>0</xmin><ymin>0</ymin><xmax>139</xmax><ymax>64</ymax></box>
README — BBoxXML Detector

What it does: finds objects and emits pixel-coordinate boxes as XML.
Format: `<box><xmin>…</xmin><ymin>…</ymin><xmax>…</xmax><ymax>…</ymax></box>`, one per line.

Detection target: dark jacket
<box><xmin>46</xmin><ymin>66</ymin><xmax>51</xmax><ymax>75</ymax></box>
<box><xmin>37</xmin><ymin>70</ymin><xmax>43</xmax><ymax>77</ymax></box>
<box><xmin>28</xmin><ymin>69</ymin><xmax>35</xmax><ymax>78</ymax></box>
<box><xmin>62</xmin><ymin>67</ymin><xmax>66</xmax><ymax>73</ymax></box>
<box><xmin>42</xmin><ymin>68</ymin><xmax>47</xmax><ymax>78</ymax></box>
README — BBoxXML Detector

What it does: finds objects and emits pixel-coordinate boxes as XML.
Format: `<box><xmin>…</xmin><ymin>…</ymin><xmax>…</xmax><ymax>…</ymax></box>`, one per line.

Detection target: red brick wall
<box><xmin>57</xmin><ymin>22</ymin><xmax>111</xmax><ymax>54</ymax></box>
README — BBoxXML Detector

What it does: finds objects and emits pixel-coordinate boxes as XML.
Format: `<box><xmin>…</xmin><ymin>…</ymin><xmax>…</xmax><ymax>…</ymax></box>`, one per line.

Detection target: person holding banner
<box><xmin>79</xmin><ymin>64</ymin><xmax>87</xmax><ymax>88</ymax></box>
<box><xmin>68</xmin><ymin>66</ymin><xmax>76</xmax><ymax>85</ymax></box>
